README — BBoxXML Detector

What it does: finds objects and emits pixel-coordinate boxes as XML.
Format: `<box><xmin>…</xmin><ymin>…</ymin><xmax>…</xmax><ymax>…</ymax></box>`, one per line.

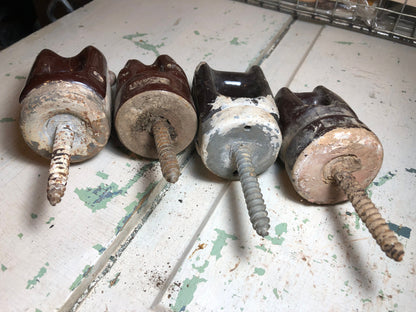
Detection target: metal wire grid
<box><xmin>240</xmin><ymin>0</ymin><xmax>416</xmax><ymax>46</ymax></box>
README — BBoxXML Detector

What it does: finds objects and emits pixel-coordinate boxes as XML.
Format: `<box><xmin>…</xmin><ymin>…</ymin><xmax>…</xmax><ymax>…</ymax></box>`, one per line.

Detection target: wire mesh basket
<box><xmin>240</xmin><ymin>0</ymin><xmax>416</xmax><ymax>46</ymax></box>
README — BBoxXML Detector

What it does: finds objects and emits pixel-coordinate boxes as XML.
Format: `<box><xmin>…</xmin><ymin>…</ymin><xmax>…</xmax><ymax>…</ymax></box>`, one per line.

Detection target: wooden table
<box><xmin>0</xmin><ymin>0</ymin><xmax>414</xmax><ymax>311</ymax></box>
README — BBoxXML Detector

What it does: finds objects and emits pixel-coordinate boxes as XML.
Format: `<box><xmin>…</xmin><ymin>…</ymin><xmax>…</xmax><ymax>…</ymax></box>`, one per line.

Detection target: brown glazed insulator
<box><xmin>276</xmin><ymin>86</ymin><xmax>405</xmax><ymax>262</ymax></box>
<box><xmin>19</xmin><ymin>46</ymin><xmax>112</xmax><ymax>162</ymax></box>
<box><xmin>19</xmin><ymin>46</ymin><xmax>112</xmax><ymax>205</ymax></box>
<box><xmin>276</xmin><ymin>86</ymin><xmax>383</xmax><ymax>205</ymax></box>
<box><xmin>114</xmin><ymin>55</ymin><xmax>197</xmax><ymax>159</ymax></box>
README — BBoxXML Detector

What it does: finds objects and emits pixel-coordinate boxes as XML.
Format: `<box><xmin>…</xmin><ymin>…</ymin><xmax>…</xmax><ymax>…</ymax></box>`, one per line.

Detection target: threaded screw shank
<box><xmin>333</xmin><ymin>170</ymin><xmax>404</xmax><ymax>261</ymax></box>
<box><xmin>152</xmin><ymin>119</ymin><xmax>180</xmax><ymax>183</ymax></box>
<box><xmin>47</xmin><ymin>124</ymin><xmax>74</xmax><ymax>206</ymax></box>
<box><xmin>233</xmin><ymin>145</ymin><xmax>270</xmax><ymax>237</ymax></box>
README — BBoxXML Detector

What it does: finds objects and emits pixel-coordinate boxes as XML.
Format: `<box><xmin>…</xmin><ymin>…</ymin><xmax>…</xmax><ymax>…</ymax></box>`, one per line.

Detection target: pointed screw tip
<box><xmin>47</xmin><ymin>192</ymin><xmax>61</xmax><ymax>206</ymax></box>
<box><xmin>166</xmin><ymin>174</ymin><xmax>179</xmax><ymax>183</ymax></box>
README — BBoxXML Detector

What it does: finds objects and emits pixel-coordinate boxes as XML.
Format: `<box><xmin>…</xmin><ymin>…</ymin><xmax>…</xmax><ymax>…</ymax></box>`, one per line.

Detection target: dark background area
<box><xmin>0</xmin><ymin>0</ymin><xmax>92</xmax><ymax>50</ymax></box>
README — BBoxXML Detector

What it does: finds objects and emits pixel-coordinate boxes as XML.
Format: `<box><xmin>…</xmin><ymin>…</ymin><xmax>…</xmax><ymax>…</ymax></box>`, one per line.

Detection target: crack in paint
<box><xmin>114</xmin><ymin>181</ymin><xmax>158</xmax><ymax>235</ymax></box>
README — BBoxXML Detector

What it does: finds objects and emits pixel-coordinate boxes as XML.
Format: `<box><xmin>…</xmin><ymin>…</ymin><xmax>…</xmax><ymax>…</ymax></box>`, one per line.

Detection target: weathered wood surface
<box><xmin>0</xmin><ymin>0</ymin><xmax>414</xmax><ymax>311</ymax></box>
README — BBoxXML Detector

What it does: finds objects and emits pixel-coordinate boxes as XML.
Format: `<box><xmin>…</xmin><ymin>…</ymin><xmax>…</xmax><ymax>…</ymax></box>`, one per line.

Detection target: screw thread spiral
<box><xmin>233</xmin><ymin>145</ymin><xmax>270</xmax><ymax>237</ymax></box>
<box><xmin>152</xmin><ymin>119</ymin><xmax>180</xmax><ymax>183</ymax></box>
<box><xmin>333</xmin><ymin>170</ymin><xmax>404</xmax><ymax>261</ymax></box>
<box><xmin>47</xmin><ymin>124</ymin><xmax>74</xmax><ymax>206</ymax></box>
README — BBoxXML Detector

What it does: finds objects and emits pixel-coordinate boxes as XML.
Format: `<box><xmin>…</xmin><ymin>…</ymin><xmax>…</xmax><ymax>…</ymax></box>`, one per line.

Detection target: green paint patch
<box><xmin>230</xmin><ymin>37</ymin><xmax>247</xmax><ymax>46</ymax></box>
<box><xmin>274</xmin><ymin>185</ymin><xmax>280</xmax><ymax>190</ymax></box>
<box><xmin>123</xmin><ymin>32</ymin><xmax>165</xmax><ymax>56</ymax></box>
<box><xmin>96</xmin><ymin>171</ymin><xmax>109</xmax><ymax>180</ymax></box>
<box><xmin>361</xmin><ymin>298</ymin><xmax>372</xmax><ymax>303</ymax></box>
<box><xmin>366</xmin><ymin>182</ymin><xmax>374</xmax><ymax>198</ymax></box>
<box><xmin>328</xmin><ymin>234</ymin><xmax>334</xmax><ymax>241</ymax></box>
<box><xmin>255</xmin><ymin>244</ymin><xmax>272</xmax><ymax>254</ymax></box>
<box><xmin>273</xmin><ymin>288</ymin><xmax>280</xmax><ymax>299</ymax></box>
<box><xmin>210</xmin><ymin>229</ymin><xmax>238</xmax><ymax>260</ymax></box>
<box><xmin>26</xmin><ymin>263</ymin><xmax>49</xmax><ymax>289</ymax></box>
<box><xmin>335</xmin><ymin>41</ymin><xmax>353</xmax><ymax>45</ymax></box>
<box><xmin>114</xmin><ymin>200</ymin><xmax>138</xmax><ymax>235</ymax></box>
<box><xmin>332</xmin><ymin>254</ymin><xmax>337</xmax><ymax>262</ymax></box>
<box><xmin>5</xmin><ymin>73</ymin><xmax>10</xmax><ymax>77</ymax></box>
<box><xmin>203</xmin><ymin>52</ymin><xmax>213</xmax><ymax>59</ymax></box>
<box><xmin>302</xmin><ymin>219</ymin><xmax>309</xmax><ymax>224</ymax></box>
<box><xmin>75</xmin><ymin>163</ymin><xmax>154</xmax><ymax>212</ymax></box>
<box><xmin>373</xmin><ymin>171</ymin><xmax>395</xmax><ymax>186</ymax></box>
<box><xmin>352</xmin><ymin>212</ymin><xmax>361</xmax><ymax>229</ymax></box>
<box><xmin>31</xmin><ymin>213</ymin><xmax>38</xmax><ymax>219</ymax></box>
<box><xmin>15</xmin><ymin>75</ymin><xmax>26</xmax><ymax>80</ymax></box>
<box><xmin>265</xmin><ymin>223</ymin><xmax>287</xmax><ymax>245</ymax></box>
<box><xmin>387</xmin><ymin>222</ymin><xmax>411</xmax><ymax>238</ymax></box>
<box><xmin>378</xmin><ymin>289</ymin><xmax>384</xmax><ymax>299</ymax></box>
<box><xmin>35</xmin><ymin>309</ymin><xmax>42</xmax><ymax>312</ymax></box>
<box><xmin>93</xmin><ymin>244</ymin><xmax>106</xmax><ymax>254</ymax></box>
<box><xmin>405</xmin><ymin>168</ymin><xmax>416</xmax><ymax>175</ymax></box>
<box><xmin>114</xmin><ymin>181</ymin><xmax>158</xmax><ymax>234</ymax></box>
<box><xmin>0</xmin><ymin>117</ymin><xmax>15</xmax><ymax>122</ymax></box>
<box><xmin>194</xmin><ymin>30</ymin><xmax>200</xmax><ymax>35</ymax></box>
<box><xmin>172</xmin><ymin>275</ymin><xmax>207</xmax><ymax>312</ymax></box>
<box><xmin>1</xmin><ymin>264</ymin><xmax>7</xmax><ymax>272</ymax></box>
<box><xmin>192</xmin><ymin>260</ymin><xmax>209</xmax><ymax>273</ymax></box>
<box><xmin>342</xmin><ymin>223</ymin><xmax>353</xmax><ymax>236</ymax></box>
<box><xmin>108</xmin><ymin>272</ymin><xmax>121</xmax><ymax>288</ymax></box>
<box><xmin>18</xmin><ymin>233</ymin><xmax>23</xmax><ymax>239</ymax></box>
<box><xmin>46</xmin><ymin>217</ymin><xmax>55</xmax><ymax>224</ymax></box>
<box><xmin>254</xmin><ymin>267</ymin><xmax>265</xmax><ymax>276</ymax></box>
<box><xmin>69</xmin><ymin>265</ymin><xmax>93</xmax><ymax>291</ymax></box>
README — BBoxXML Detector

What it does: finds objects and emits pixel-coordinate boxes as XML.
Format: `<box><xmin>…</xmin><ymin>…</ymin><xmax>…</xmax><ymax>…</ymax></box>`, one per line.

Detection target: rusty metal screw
<box><xmin>326</xmin><ymin>157</ymin><xmax>404</xmax><ymax>262</ymax></box>
<box><xmin>233</xmin><ymin>144</ymin><xmax>271</xmax><ymax>237</ymax></box>
<box><xmin>47</xmin><ymin>124</ymin><xmax>74</xmax><ymax>206</ymax></box>
<box><xmin>152</xmin><ymin>119</ymin><xmax>180</xmax><ymax>183</ymax></box>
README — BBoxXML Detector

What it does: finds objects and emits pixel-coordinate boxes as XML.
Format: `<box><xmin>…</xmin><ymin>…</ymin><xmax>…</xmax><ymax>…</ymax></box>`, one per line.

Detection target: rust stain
<box><xmin>189</xmin><ymin>243</ymin><xmax>207</xmax><ymax>259</ymax></box>
<box><xmin>229</xmin><ymin>260</ymin><xmax>240</xmax><ymax>272</ymax></box>
<box><xmin>109</xmin><ymin>272</ymin><xmax>121</xmax><ymax>287</ymax></box>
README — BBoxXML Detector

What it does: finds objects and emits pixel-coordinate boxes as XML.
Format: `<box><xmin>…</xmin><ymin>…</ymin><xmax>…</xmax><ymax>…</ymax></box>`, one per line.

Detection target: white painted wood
<box><xmin>0</xmin><ymin>0</ymin><xmax>292</xmax><ymax>311</ymax></box>
<box><xmin>77</xmin><ymin>24</ymin><xmax>416</xmax><ymax>312</ymax></box>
